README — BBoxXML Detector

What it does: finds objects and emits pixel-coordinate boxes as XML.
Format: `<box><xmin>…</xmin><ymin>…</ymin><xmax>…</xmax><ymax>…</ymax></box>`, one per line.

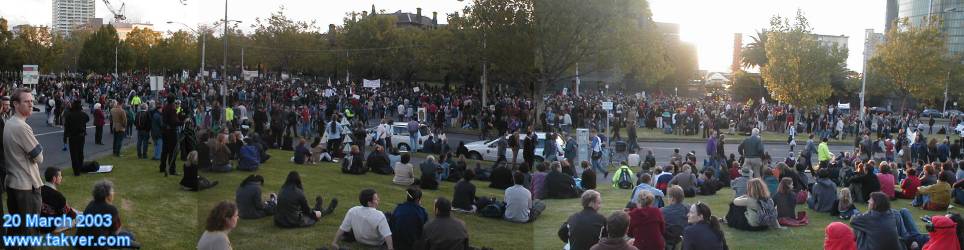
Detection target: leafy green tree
<box><xmin>730</xmin><ymin>70</ymin><xmax>769</xmax><ymax>102</ymax></box>
<box><xmin>761</xmin><ymin>10</ymin><xmax>846</xmax><ymax>108</ymax></box>
<box><xmin>868</xmin><ymin>17</ymin><xmax>948</xmax><ymax>109</ymax></box>
<box><xmin>124</xmin><ymin>27</ymin><xmax>161</xmax><ymax>72</ymax></box>
<box><xmin>79</xmin><ymin>25</ymin><xmax>121</xmax><ymax>73</ymax></box>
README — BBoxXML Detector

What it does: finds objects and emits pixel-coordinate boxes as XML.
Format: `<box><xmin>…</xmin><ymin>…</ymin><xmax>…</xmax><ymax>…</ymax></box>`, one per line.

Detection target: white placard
<box><xmin>363</xmin><ymin>79</ymin><xmax>381</xmax><ymax>88</ymax></box>
<box><xmin>149</xmin><ymin>76</ymin><xmax>165</xmax><ymax>91</ymax></box>
<box><xmin>22</xmin><ymin>65</ymin><xmax>38</xmax><ymax>86</ymax></box>
<box><xmin>602</xmin><ymin>101</ymin><xmax>614</xmax><ymax>110</ymax></box>
<box><xmin>413</xmin><ymin>87</ymin><xmax>420</xmax><ymax>93</ymax></box>
<box><xmin>242</xmin><ymin>70</ymin><xmax>259</xmax><ymax>81</ymax></box>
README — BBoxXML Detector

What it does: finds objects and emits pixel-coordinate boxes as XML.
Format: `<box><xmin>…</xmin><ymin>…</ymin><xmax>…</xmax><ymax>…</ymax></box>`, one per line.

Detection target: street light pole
<box><xmin>223</xmin><ymin>0</ymin><xmax>228</xmax><ymax>110</ymax></box>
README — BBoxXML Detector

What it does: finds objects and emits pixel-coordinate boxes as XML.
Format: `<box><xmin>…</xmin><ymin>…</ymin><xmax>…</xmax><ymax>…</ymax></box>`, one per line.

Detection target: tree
<box><xmin>11</xmin><ymin>25</ymin><xmax>62</xmax><ymax>73</ymax></box>
<box><xmin>124</xmin><ymin>27</ymin><xmax>161</xmax><ymax>72</ymax></box>
<box><xmin>0</xmin><ymin>18</ymin><xmax>21</xmax><ymax>72</ymax></box>
<box><xmin>761</xmin><ymin>10</ymin><xmax>846</xmax><ymax>108</ymax></box>
<box><xmin>730</xmin><ymin>71</ymin><xmax>769</xmax><ymax>102</ymax></box>
<box><xmin>868</xmin><ymin>17</ymin><xmax>948</xmax><ymax>110</ymax></box>
<box><xmin>741</xmin><ymin>30</ymin><xmax>768</xmax><ymax>70</ymax></box>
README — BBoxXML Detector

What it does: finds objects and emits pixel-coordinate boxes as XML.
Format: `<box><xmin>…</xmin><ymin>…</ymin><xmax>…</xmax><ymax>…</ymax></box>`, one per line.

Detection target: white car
<box><xmin>464</xmin><ymin>132</ymin><xmax>566</xmax><ymax>162</ymax></box>
<box><xmin>364</xmin><ymin>122</ymin><xmax>431</xmax><ymax>152</ymax></box>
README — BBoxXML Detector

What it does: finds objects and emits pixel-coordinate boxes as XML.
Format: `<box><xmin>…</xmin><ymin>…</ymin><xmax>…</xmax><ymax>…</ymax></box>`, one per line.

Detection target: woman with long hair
<box><xmin>197</xmin><ymin>201</ymin><xmax>239</xmax><ymax>250</ymax></box>
<box><xmin>682</xmin><ymin>202</ymin><xmax>727</xmax><ymax>250</ymax></box>
<box><xmin>773</xmin><ymin>177</ymin><xmax>808</xmax><ymax>226</ymax></box>
<box><xmin>727</xmin><ymin>178</ymin><xmax>777</xmax><ymax>230</ymax></box>
<box><xmin>273</xmin><ymin>171</ymin><xmax>338</xmax><ymax>228</ymax></box>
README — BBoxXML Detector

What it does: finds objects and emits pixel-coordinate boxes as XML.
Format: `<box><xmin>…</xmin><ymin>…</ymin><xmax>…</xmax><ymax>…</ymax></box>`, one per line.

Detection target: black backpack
<box><xmin>756</xmin><ymin>198</ymin><xmax>778</xmax><ymax>227</ymax></box>
<box><xmin>479</xmin><ymin>201</ymin><xmax>505</xmax><ymax>218</ymax></box>
<box><xmin>136</xmin><ymin>111</ymin><xmax>150</xmax><ymax>131</ymax></box>
<box><xmin>617</xmin><ymin>168</ymin><xmax>633</xmax><ymax>189</ymax></box>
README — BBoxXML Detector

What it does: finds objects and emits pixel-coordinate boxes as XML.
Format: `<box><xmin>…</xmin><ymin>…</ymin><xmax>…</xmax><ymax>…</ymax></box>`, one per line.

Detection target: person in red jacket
<box><xmin>922</xmin><ymin>215</ymin><xmax>960</xmax><ymax>250</ymax></box>
<box><xmin>897</xmin><ymin>168</ymin><xmax>921</xmax><ymax>199</ymax></box>
<box><xmin>627</xmin><ymin>190</ymin><xmax>664</xmax><ymax>250</ymax></box>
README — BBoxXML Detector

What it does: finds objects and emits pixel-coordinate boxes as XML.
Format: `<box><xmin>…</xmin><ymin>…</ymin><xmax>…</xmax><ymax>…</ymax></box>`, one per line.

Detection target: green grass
<box><xmin>61</xmin><ymin>148</ymin><xmax>962</xmax><ymax>249</ymax></box>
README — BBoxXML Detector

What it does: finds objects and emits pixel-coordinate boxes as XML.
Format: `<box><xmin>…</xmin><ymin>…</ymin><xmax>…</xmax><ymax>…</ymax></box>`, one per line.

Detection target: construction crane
<box><xmin>101</xmin><ymin>0</ymin><xmax>126</xmax><ymax>23</ymax></box>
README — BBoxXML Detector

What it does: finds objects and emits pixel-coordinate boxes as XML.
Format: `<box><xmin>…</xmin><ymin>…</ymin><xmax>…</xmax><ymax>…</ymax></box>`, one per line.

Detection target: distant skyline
<box><xmin>3</xmin><ymin>0</ymin><xmax>886</xmax><ymax>73</ymax></box>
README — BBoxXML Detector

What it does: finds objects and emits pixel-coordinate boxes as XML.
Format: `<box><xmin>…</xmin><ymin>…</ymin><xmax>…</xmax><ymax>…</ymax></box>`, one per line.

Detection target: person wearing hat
<box><xmin>731</xmin><ymin>167</ymin><xmax>752</xmax><ymax>198</ymax></box>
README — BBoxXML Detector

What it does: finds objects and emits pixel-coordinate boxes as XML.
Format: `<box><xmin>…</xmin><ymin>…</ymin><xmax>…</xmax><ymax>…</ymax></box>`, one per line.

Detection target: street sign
<box><xmin>602</xmin><ymin>101</ymin><xmax>613</xmax><ymax>110</ymax></box>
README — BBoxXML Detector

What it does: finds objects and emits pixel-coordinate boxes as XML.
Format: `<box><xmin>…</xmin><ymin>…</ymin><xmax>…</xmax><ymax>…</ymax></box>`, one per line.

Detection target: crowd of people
<box><xmin>5</xmin><ymin>71</ymin><xmax>964</xmax><ymax>250</ymax></box>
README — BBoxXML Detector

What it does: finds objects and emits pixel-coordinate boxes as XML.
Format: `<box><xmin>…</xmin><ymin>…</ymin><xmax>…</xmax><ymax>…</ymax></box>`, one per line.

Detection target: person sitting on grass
<box><xmin>505</xmin><ymin>171</ymin><xmax>547</xmax><ymax>223</ymax></box>
<box><xmin>292</xmin><ymin>137</ymin><xmax>311</xmax><ymax>164</ymax></box>
<box><xmin>392</xmin><ymin>153</ymin><xmax>418</xmax><ymax>186</ymax></box>
<box><xmin>762</xmin><ymin>168</ymin><xmax>779</xmax><ymax>197</ymax></box>
<box><xmin>274</xmin><ymin>171</ymin><xmax>337</xmax><ymax>228</ymax></box>
<box><xmin>731</xmin><ymin>167</ymin><xmax>752</xmax><ymax>198</ymax></box>
<box><xmin>210</xmin><ymin>133</ymin><xmax>234</xmax><ymax>172</ymax></box>
<box><xmin>75</xmin><ymin>180</ymin><xmax>140</xmax><ymax>249</ymax></box>
<box><xmin>236</xmin><ymin>174</ymin><xmax>276</xmax><ymax>220</ymax></box>
<box><xmin>558</xmin><ymin>190</ymin><xmax>605</xmax><ymax>250</ymax></box>
<box><xmin>196</xmin><ymin>132</ymin><xmax>213</xmax><ymax>171</ymax></box>
<box><xmin>238</xmin><ymin>138</ymin><xmax>262</xmax><ymax>171</ymax></box>
<box><xmin>332</xmin><ymin>189</ymin><xmax>394</xmax><ymax>249</ymax></box>
<box><xmin>452</xmin><ymin>169</ymin><xmax>479</xmax><ymax>212</ymax></box>
<box><xmin>545</xmin><ymin>161</ymin><xmax>579</xmax><ymax>199</ymax></box>
<box><xmin>773</xmin><ymin>177</ymin><xmax>808</xmax><ymax>227</ymax></box>
<box><xmin>629</xmin><ymin>174</ymin><xmax>664</xmax><ymax>208</ymax></box>
<box><xmin>915</xmin><ymin>171</ymin><xmax>953</xmax><ymax>211</ymax></box>
<box><xmin>653</xmin><ymin>165</ymin><xmax>674</xmax><ymax>194</ymax></box>
<box><xmin>849</xmin><ymin>162</ymin><xmax>881</xmax><ymax>203</ymax></box>
<box><xmin>309</xmin><ymin>137</ymin><xmax>331</xmax><ymax>163</ymax></box>
<box><xmin>660</xmin><ymin>186</ymin><xmax>688</xmax><ymax>248</ymax></box>
<box><xmin>342</xmin><ymin>145</ymin><xmax>367</xmax><ymax>175</ymax></box>
<box><xmin>669</xmin><ymin>164</ymin><xmax>698</xmax><ymax>197</ymax></box>
<box><xmin>419</xmin><ymin>155</ymin><xmax>442</xmax><ymax>190</ymax></box>
<box><xmin>530</xmin><ymin>162</ymin><xmax>549</xmax><ymax>199</ymax></box>
<box><xmin>682</xmin><ymin>202</ymin><xmax>727</xmax><ymax>250</ymax></box>
<box><xmin>921</xmin><ymin>215</ymin><xmax>961</xmax><ymax>250</ymax></box>
<box><xmin>489</xmin><ymin>159</ymin><xmax>514</xmax><ymax>190</ymax></box>
<box><xmin>580</xmin><ymin>161</ymin><xmax>597</xmax><ymax>190</ymax></box>
<box><xmin>40</xmin><ymin>167</ymin><xmax>78</xmax><ymax>234</ymax></box>
<box><xmin>589</xmin><ymin>211</ymin><xmax>638</xmax><ymax>250</ymax></box>
<box><xmin>851</xmin><ymin>192</ymin><xmax>926</xmax><ymax>250</ymax></box>
<box><xmin>877</xmin><ymin>162</ymin><xmax>897</xmax><ymax>199</ymax></box>
<box><xmin>808</xmin><ymin>168</ymin><xmax>838</xmax><ymax>213</ymax></box>
<box><xmin>391</xmin><ymin>187</ymin><xmax>428</xmax><ymax>250</ymax></box>
<box><xmin>698</xmin><ymin>168</ymin><xmax>723</xmax><ymax>196</ymax></box>
<box><xmin>367</xmin><ymin>145</ymin><xmax>393</xmax><ymax>175</ymax></box>
<box><xmin>627</xmin><ymin>190</ymin><xmax>665</xmax><ymax>250</ymax></box>
<box><xmin>727</xmin><ymin>178</ymin><xmax>777</xmax><ymax>231</ymax></box>
<box><xmin>897</xmin><ymin>168</ymin><xmax>921</xmax><ymax>199</ymax></box>
<box><xmin>182</xmin><ymin>151</ymin><xmax>218</xmax><ymax>191</ymax></box>
<box><xmin>823</xmin><ymin>222</ymin><xmax>856</xmax><ymax>250</ymax></box>
<box><xmin>197</xmin><ymin>201</ymin><xmax>239</xmax><ymax>250</ymax></box>
<box><xmin>423</xmin><ymin>197</ymin><xmax>470</xmax><ymax>250</ymax></box>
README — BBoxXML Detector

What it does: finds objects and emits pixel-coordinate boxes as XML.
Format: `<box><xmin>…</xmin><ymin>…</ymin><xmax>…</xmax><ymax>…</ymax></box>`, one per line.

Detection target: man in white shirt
<box><xmin>332</xmin><ymin>189</ymin><xmax>394</xmax><ymax>249</ymax></box>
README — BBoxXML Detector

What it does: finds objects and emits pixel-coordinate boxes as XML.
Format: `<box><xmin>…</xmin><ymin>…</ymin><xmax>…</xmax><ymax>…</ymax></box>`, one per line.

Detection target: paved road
<box><xmin>28</xmin><ymin>107</ymin><xmax>132</xmax><ymax>173</ymax></box>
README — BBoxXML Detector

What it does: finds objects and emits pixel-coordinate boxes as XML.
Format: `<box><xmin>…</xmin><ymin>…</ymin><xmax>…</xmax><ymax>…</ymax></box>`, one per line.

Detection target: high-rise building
<box><xmin>887</xmin><ymin>0</ymin><xmax>899</xmax><ymax>31</ymax></box>
<box><xmin>897</xmin><ymin>0</ymin><xmax>964</xmax><ymax>55</ymax></box>
<box><xmin>52</xmin><ymin>0</ymin><xmax>96</xmax><ymax>37</ymax></box>
<box><xmin>864</xmin><ymin>29</ymin><xmax>886</xmax><ymax>60</ymax></box>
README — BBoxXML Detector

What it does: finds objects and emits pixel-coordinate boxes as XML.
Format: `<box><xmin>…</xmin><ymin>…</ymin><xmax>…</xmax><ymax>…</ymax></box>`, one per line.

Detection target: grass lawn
<box><xmin>60</xmin><ymin>148</ymin><xmax>962</xmax><ymax>249</ymax></box>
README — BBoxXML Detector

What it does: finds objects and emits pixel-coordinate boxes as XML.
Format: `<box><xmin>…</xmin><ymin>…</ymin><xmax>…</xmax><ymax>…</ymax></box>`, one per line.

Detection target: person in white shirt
<box><xmin>504</xmin><ymin>171</ymin><xmax>547</xmax><ymax>223</ymax></box>
<box><xmin>332</xmin><ymin>189</ymin><xmax>394</xmax><ymax>249</ymax></box>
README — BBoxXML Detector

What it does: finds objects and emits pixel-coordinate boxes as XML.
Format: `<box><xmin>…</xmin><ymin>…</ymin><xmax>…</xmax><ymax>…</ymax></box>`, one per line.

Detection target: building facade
<box><xmin>864</xmin><ymin>29</ymin><xmax>886</xmax><ymax>60</ymax></box>
<box><xmin>814</xmin><ymin>34</ymin><xmax>849</xmax><ymax>52</ymax></box>
<box><xmin>52</xmin><ymin>0</ymin><xmax>95</xmax><ymax>37</ymax></box>
<box><xmin>897</xmin><ymin>0</ymin><xmax>964</xmax><ymax>55</ymax></box>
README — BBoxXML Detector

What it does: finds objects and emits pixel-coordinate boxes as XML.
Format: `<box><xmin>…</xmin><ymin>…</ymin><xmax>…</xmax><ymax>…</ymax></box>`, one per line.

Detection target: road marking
<box><xmin>35</xmin><ymin>126</ymin><xmax>95</xmax><ymax>136</ymax></box>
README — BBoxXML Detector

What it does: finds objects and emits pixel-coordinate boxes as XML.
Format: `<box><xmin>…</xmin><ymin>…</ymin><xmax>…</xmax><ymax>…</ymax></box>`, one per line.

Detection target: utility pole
<box><xmin>222</xmin><ymin>0</ymin><xmax>229</xmax><ymax>114</ymax></box>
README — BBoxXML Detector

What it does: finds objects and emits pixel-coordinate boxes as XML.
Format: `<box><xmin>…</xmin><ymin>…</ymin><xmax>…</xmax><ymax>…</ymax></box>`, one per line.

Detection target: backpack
<box><xmin>479</xmin><ymin>201</ymin><xmax>505</xmax><ymax>218</ymax></box>
<box><xmin>136</xmin><ymin>111</ymin><xmax>150</xmax><ymax>131</ymax></box>
<box><xmin>756</xmin><ymin>198</ymin><xmax>778</xmax><ymax>227</ymax></box>
<box><xmin>616</xmin><ymin>168</ymin><xmax>633</xmax><ymax>189</ymax></box>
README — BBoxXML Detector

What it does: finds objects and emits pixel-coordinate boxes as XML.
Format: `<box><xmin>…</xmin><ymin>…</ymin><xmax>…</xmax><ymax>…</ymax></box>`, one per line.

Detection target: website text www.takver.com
<box><xmin>3</xmin><ymin>233</ymin><xmax>133</xmax><ymax>247</ymax></box>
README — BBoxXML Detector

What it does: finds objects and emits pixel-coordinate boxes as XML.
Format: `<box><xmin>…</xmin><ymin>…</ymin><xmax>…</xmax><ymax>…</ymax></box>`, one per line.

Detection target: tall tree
<box><xmin>79</xmin><ymin>25</ymin><xmax>121</xmax><ymax>73</ymax></box>
<box><xmin>124</xmin><ymin>27</ymin><xmax>161</xmax><ymax>72</ymax></box>
<box><xmin>761</xmin><ymin>10</ymin><xmax>846</xmax><ymax>108</ymax></box>
<box><xmin>868</xmin><ymin>17</ymin><xmax>948</xmax><ymax>110</ymax></box>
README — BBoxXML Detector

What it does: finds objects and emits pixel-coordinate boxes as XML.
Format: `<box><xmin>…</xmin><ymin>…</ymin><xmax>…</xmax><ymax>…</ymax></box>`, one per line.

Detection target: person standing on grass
<box><xmin>197</xmin><ymin>201</ymin><xmax>239</xmax><ymax>250</ymax></box>
<box><xmin>4</xmin><ymin>88</ymin><xmax>44</xmax><ymax>242</ymax></box>
<box><xmin>110</xmin><ymin>100</ymin><xmax>127</xmax><ymax>157</ymax></box>
<box><xmin>62</xmin><ymin>100</ymin><xmax>89</xmax><ymax>176</ymax></box>
<box><xmin>740</xmin><ymin>128</ymin><xmax>765</xmax><ymax>178</ymax></box>
<box><xmin>160</xmin><ymin>97</ymin><xmax>182</xmax><ymax>176</ymax></box>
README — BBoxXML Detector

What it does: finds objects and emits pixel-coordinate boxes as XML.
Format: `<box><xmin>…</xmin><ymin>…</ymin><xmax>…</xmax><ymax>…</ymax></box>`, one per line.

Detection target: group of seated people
<box><xmin>557</xmin><ymin>186</ymin><xmax>729</xmax><ymax>250</ymax></box>
<box><xmin>193</xmin><ymin>131</ymin><xmax>272</xmax><ymax>173</ymax></box>
<box><xmin>38</xmin><ymin>168</ymin><xmax>142</xmax><ymax>249</ymax></box>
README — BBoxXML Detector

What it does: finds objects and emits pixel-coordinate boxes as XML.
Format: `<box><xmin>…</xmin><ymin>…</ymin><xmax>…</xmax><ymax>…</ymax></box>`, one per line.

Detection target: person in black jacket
<box><xmin>366</xmin><ymin>145</ymin><xmax>392</xmax><ymax>175</ymax></box>
<box><xmin>62</xmin><ymin>100</ymin><xmax>89</xmax><ymax>176</ymax></box>
<box><xmin>545</xmin><ymin>162</ymin><xmax>579</xmax><ymax>199</ymax></box>
<box><xmin>522</xmin><ymin>130</ymin><xmax>537</xmax><ymax>172</ymax></box>
<box><xmin>160</xmin><ymin>97</ymin><xmax>183</xmax><ymax>177</ymax></box>
<box><xmin>40</xmin><ymin>168</ymin><xmax>77</xmax><ymax>234</ymax></box>
<box><xmin>488</xmin><ymin>160</ymin><xmax>514</xmax><ymax>190</ymax></box>
<box><xmin>848</xmin><ymin>162</ymin><xmax>881</xmax><ymax>203</ymax></box>
<box><xmin>452</xmin><ymin>169</ymin><xmax>479</xmax><ymax>212</ymax></box>
<box><xmin>580</xmin><ymin>161</ymin><xmax>597</xmax><ymax>191</ymax></box>
<box><xmin>236</xmin><ymin>174</ymin><xmax>275</xmax><ymax>219</ymax></box>
<box><xmin>558</xmin><ymin>190</ymin><xmax>605</xmax><ymax>250</ymax></box>
<box><xmin>274</xmin><ymin>171</ymin><xmax>337</xmax><ymax>228</ymax></box>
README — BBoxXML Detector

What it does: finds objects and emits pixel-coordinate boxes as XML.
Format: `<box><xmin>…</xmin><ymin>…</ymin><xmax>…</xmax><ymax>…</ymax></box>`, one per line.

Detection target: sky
<box><xmin>2</xmin><ymin>0</ymin><xmax>885</xmax><ymax>73</ymax></box>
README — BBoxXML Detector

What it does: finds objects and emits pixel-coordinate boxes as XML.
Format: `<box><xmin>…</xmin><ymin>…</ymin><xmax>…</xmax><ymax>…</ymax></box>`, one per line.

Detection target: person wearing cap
<box><xmin>731</xmin><ymin>167</ymin><xmax>752</xmax><ymax>198</ymax></box>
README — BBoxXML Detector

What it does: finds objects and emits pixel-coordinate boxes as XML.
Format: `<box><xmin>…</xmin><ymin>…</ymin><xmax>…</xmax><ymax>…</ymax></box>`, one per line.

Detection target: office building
<box><xmin>52</xmin><ymin>0</ymin><xmax>96</xmax><ymax>37</ymax></box>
